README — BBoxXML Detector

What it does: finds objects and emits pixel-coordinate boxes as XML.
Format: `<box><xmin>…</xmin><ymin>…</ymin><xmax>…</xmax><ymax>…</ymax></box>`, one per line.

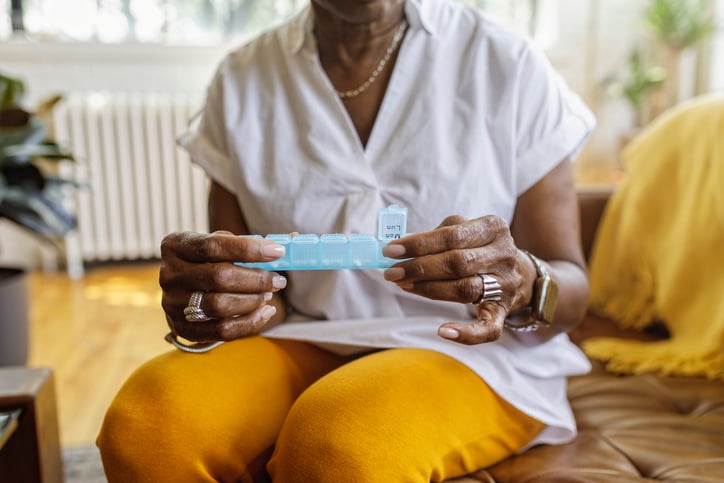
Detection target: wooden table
<box><xmin>0</xmin><ymin>367</ymin><xmax>63</xmax><ymax>483</ymax></box>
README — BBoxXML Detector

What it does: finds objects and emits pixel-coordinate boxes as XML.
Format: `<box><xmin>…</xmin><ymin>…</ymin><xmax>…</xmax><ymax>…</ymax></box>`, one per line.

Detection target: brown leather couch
<box><xmin>456</xmin><ymin>188</ymin><xmax>724</xmax><ymax>482</ymax></box>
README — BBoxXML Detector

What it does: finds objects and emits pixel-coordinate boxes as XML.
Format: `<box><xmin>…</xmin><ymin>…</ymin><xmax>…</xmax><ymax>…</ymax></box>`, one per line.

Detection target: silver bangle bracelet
<box><xmin>164</xmin><ymin>332</ymin><xmax>225</xmax><ymax>353</ymax></box>
<box><xmin>503</xmin><ymin>319</ymin><xmax>543</xmax><ymax>332</ymax></box>
<box><xmin>503</xmin><ymin>306</ymin><xmax>549</xmax><ymax>332</ymax></box>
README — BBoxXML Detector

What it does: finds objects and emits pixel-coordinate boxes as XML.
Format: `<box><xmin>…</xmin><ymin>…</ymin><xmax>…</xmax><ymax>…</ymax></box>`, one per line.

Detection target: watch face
<box><xmin>534</xmin><ymin>275</ymin><xmax>558</xmax><ymax>325</ymax></box>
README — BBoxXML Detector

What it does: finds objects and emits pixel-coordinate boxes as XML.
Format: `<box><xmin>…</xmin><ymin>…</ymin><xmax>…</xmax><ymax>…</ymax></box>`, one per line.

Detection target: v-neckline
<box><xmin>312</xmin><ymin>34</ymin><xmax>409</xmax><ymax>161</ymax></box>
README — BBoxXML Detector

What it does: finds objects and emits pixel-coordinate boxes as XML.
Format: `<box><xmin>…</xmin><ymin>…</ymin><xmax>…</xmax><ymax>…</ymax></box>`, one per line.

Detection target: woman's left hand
<box><xmin>382</xmin><ymin>214</ymin><xmax>533</xmax><ymax>345</ymax></box>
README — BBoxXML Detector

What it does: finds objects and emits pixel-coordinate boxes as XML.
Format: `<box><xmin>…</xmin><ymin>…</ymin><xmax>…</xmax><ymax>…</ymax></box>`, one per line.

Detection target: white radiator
<box><xmin>53</xmin><ymin>92</ymin><xmax>209</xmax><ymax>268</ymax></box>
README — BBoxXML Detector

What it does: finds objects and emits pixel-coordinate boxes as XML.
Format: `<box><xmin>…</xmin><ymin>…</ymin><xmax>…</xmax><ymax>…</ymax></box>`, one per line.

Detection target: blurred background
<box><xmin>0</xmin><ymin>1</ymin><xmax>721</xmax><ymax>480</ymax></box>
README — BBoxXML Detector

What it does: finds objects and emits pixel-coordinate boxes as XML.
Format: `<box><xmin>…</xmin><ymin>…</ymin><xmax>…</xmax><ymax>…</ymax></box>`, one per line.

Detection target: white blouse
<box><xmin>180</xmin><ymin>0</ymin><xmax>595</xmax><ymax>450</ymax></box>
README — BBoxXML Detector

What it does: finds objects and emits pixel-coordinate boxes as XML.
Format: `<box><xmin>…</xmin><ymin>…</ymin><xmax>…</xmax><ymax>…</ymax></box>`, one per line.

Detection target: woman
<box><xmin>98</xmin><ymin>0</ymin><xmax>595</xmax><ymax>481</ymax></box>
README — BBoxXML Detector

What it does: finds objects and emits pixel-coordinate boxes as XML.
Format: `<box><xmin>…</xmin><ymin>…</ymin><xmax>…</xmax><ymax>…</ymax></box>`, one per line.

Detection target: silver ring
<box><xmin>184</xmin><ymin>290</ymin><xmax>212</xmax><ymax>322</ymax></box>
<box><xmin>474</xmin><ymin>274</ymin><xmax>503</xmax><ymax>304</ymax></box>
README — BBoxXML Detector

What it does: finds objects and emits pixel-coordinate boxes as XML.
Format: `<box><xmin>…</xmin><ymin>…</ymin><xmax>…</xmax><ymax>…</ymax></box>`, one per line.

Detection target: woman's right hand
<box><xmin>159</xmin><ymin>231</ymin><xmax>287</xmax><ymax>343</ymax></box>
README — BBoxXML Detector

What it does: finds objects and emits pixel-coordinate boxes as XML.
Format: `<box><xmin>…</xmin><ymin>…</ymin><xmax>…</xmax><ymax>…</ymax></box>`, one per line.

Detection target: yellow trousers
<box><xmin>98</xmin><ymin>337</ymin><xmax>543</xmax><ymax>482</ymax></box>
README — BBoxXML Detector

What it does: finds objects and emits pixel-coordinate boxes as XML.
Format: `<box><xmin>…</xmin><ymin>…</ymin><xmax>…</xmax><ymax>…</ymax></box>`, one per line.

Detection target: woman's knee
<box><xmin>268</xmin><ymin>387</ymin><xmax>373</xmax><ymax>481</ymax></box>
<box><xmin>99</xmin><ymin>339</ymin><xmax>344</xmax><ymax>482</ymax></box>
<box><xmin>267</xmin><ymin>348</ymin><xmax>542</xmax><ymax>482</ymax></box>
<box><xmin>268</xmin><ymin>363</ymin><xmax>413</xmax><ymax>482</ymax></box>
<box><xmin>98</xmin><ymin>352</ymin><xmax>218</xmax><ymax>481</ymax></box>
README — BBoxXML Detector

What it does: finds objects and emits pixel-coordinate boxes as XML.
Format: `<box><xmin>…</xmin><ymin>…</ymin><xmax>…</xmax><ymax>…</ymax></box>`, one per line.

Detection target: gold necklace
<box><xmin>335</xmin><ymin>20</ymin><xmax>408</xmax><ymax>99</ymax></box>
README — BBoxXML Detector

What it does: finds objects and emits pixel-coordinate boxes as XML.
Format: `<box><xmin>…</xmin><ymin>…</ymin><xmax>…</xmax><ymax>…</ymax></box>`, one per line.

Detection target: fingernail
<box><xmin>382</xmin><ymin>244</ymin><xmax>406</xmax><ymax>258</ymax></box>
<box><xmin>263</xmin><ymin>292</ymin><xmax>272</xmax><ymax>302</ymax></box>
<box><xmin>260</xmin><ymin>304</ymin><xmax>276</xmax><ymax>319</ymax></box>
<box><xmin>272</xmin><ymin>275</ymin><xmax>287</xmax><ymax>289</ymax></box>
<box><xmin>438</xmin><ymin>327</ymin><xmax>460</xmax><ymax>340</ymax></box>
<box><xmin>262</xmin><ymin>243</ymin><xmax>285</xmax><ymax>259</ymax></box>
<box><xmin>384</xmin><ymin>267</ymin><xmax>405</xmax><ymax>281</ymax></box>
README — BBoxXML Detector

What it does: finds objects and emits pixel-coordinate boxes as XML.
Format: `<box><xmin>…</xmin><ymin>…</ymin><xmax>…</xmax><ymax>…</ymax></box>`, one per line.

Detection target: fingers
<box><xmin>436</xmin><ymin>215</ymin><xmax>467</xmax><ymax>228</ymax></box>
<box><xmin>382</xmin><ymin>214</ymin><xmax>529</xmax><ymax>346</ymax></box>
<box><xmin>385</xmin><ymin>247</ymin><xmax>508</xmax><ymax>286</ymax></box>
<box><xmin>160</xmin><ymin>260</ymin><xmax>286</xmax><ymax>293</ymax></box>
<box><xmin>164</xmin><ymin>288</ymin><xmax>283</xmax><ymax>342</ymax></box>
<box><xmin>159</xmin><ymin>231</ymin><xmax>288</xmax><ymax>306</ymax></box>
<box><xmin>164</xmin><ymin>290</ymin><xmax>272</xmax><ymax>321</ymax></box>
<box><xmin>160</xmin><ymin>230</ymin><xmax>289</xmax><ymax>344</ymax></box>
<box><xmin>389</xmin><ymin>274</ymin><xmax>484</xmax><ymax>305</ymax></box>
<box><xmin>382</xmin><ymin>216</ymin><xmax>517</xmax><ymax>305</ymax></box>
<box><xmin>161</xmin><ymin>231</ymin><xmax>286</xmax><ymax>264</ymax></box>
<box><xmin>382</xmin><ymin>216</ymin><xmax>507</xmax><ymax>259</ymax></box>
<box><xmin>168</xmin><ymin>302</ymin><xmax>278</xmax><ymax>342</ymax></box>
<box><xmin>437</xmin><ymin>302</ymin><xmax>507</xmax><ymax>345</ymax></box>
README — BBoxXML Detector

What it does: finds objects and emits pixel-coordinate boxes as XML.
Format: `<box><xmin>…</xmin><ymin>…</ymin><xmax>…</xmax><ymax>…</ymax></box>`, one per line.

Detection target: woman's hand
<box><xmin>159</xmin><ymin>231</ymin><xmax>287</xmax><ymax>343</ymax></box>
<box><xmin>382</xmin><ymin>215</ymin><xmax>535</xmax><ymax>345</ymax></box>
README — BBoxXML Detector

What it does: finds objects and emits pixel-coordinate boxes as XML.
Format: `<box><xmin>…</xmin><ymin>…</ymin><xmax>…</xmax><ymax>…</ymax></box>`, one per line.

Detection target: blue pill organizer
<box><xmin>236</xmin><ymin>205</ymin><xmax>408</xmax><ymax>270</ymax></box>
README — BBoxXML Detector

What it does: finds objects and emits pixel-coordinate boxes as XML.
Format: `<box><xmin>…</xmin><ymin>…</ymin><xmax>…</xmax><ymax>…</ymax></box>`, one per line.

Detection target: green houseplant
<box><xmin>0</xmin><ymin>72</ymin><xmax>79</xmax><ymax>366</ymax></box>
<box><xmin>645</xmin><ymin>0</ymin><xmax>716</xmax><ymax>115</ymax></box>
<box><xmin>605</xmin><ymin>49</ymin><xmax>666</xmax><ymax>128</ymax></box>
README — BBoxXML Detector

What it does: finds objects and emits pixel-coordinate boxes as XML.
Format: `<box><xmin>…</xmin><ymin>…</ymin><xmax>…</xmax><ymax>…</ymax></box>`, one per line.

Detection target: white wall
<box><xmin>710</xmin><ymin>0</ymin><xmax>724</xmax><ymax>91</ymax></box>
<box><xmin>0</xmin><ymin>40</ymin><xmax>227</xmax><ymax>103</ymax></box>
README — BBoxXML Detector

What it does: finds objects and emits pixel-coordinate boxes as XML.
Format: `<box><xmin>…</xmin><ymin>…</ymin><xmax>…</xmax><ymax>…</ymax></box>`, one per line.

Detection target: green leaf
<box><xmin>45</xmin><ymin>175</ymin><xmax>89</xmax><ymax>190</ymax></box>
<box><xmin>0</xmin><ymin>74</ymin><xmax>83</xmax><ymax>241</ymax></box>
<box><xmin>622</xmin><ymin>50</ymin><xmax>666</xmax><ymax>107</ymax></box>
<box><xmin>0</xmin><ymin>73</ymin><xmax>26</xmax><ymax>111</ymax></box>
<box><xmin>603</xmin><ymin>48</ymin><xmax>666</xmax><ymax>108</ymax></box>
<box><xmin>0</xmin><ymin>171</ymin><xmax>6</xmax><ymax>204</ymax></box>
<box><xmin>0</xmin><ymin>163</ymin><xmax>45</xmax><ymax>190</ymax></box>
<box><xmin>0</xmin><ymin>187</ymin><xmax>76</xmax><ymax>238</ymax></box>
<box><xmin>0</xmin><ymin>143</ymin><xmax>75</xmax><ymax>163</ymax></box>
<box><xmin>646</xmin><ymin>0</ymin><xmax>716</xmax><ymax>49</ymax></box>
<box><xmin>0</xmin><ymin>116</ymin><xmax>46</xmax><ymax>148</ymax></box>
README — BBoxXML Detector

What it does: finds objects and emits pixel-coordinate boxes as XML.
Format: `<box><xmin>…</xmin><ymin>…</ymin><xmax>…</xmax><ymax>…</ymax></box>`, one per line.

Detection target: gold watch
<box><xmin>504</xmin><ymin>250</ymin><xmax>558</xmax><ymax>332</ymax></box>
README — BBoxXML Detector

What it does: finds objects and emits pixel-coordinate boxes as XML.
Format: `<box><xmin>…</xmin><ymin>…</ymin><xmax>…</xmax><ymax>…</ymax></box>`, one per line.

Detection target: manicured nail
<box><xmin>382</xmin><ymin>244</ymin><xmax>406</xmax><ymax>258</ymax></box>
<box><xmin>260</xmin><ymin>305</ymin><xmax>276</xmax><ymax>319</ymax></box>
<box><xmin>384</xmin><ymin>267</ymin><xmax>405</xmax><ymax>282</ymax></box>
<box><xmin>272</xmin><ymin>275</ymin><xmax>287</xmax><ymax>289</ymax></box>
<box><xmin>438</xmin><ymin>327</ymin><xmax>460</xmax><ymax>340</ymax></box>
<box><xmin>263</xmin><ymin>292</ymin><xmax>273</xmax><ymax>302</ymax></box>
<box><xmin>262</xmin><ymin>243</ymin><xmax>285</xmax><ymax>259</ymax></box>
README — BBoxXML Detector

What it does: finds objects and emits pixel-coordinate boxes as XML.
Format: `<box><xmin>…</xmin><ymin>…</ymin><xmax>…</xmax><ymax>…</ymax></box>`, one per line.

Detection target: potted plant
<box><xmin>604</xmin><ymin>49</ymin><xmax>667</xmax><ymax>130</ymax></box>
<box><xmin>645</xmin><ymin>0</ymin><xmax>716</xmax><ymax>115</ymax></box>
<box><xmin>0</xmin><ymin>72</ymin><xmax>79</xmax><ymax>366</ymax></box>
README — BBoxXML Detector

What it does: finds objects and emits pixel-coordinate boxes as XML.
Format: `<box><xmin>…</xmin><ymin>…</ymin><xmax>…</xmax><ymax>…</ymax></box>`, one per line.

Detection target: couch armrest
<box><xmin>577</xmin><ymin>187</ymin><xmax>613</xmax><ymax>263</ymax></box>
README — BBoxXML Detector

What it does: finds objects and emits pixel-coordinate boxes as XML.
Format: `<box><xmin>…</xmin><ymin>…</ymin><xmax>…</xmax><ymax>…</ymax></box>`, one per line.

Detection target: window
<box><xmin>2</xmin><ymin>0</ymin><xmax>548</xmax><ymax>45</ymax></box>
<box><xmin>711</xmin><ymin>0</ymin><xmax>724</xmax><ymax>91</ymax></box>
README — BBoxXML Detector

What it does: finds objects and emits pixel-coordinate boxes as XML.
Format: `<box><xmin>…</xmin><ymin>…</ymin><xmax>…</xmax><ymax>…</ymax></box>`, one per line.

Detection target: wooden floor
<box><xmin>27</xmin><ymin>262</ymin><xmax>169</xmax><ymax>447</ymax></box>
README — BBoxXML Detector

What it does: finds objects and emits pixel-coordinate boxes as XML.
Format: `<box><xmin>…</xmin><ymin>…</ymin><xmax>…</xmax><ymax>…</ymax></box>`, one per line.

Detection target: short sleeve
<box><xmin>513</xmin><ymin>43</ymin><xmax>595</xmax><ymax>195</ymax></box>
<box><xmin>177</xmin><ymin>63</ymin><xmax>237</xmax><ymax>194</ymax></box>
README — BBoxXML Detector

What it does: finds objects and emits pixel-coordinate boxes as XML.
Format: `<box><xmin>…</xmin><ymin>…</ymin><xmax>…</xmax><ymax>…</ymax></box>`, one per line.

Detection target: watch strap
<box><xmin>503</xmin><ymin>250</ymin><xmax>557</xmax><ymax>331</ymax></box>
